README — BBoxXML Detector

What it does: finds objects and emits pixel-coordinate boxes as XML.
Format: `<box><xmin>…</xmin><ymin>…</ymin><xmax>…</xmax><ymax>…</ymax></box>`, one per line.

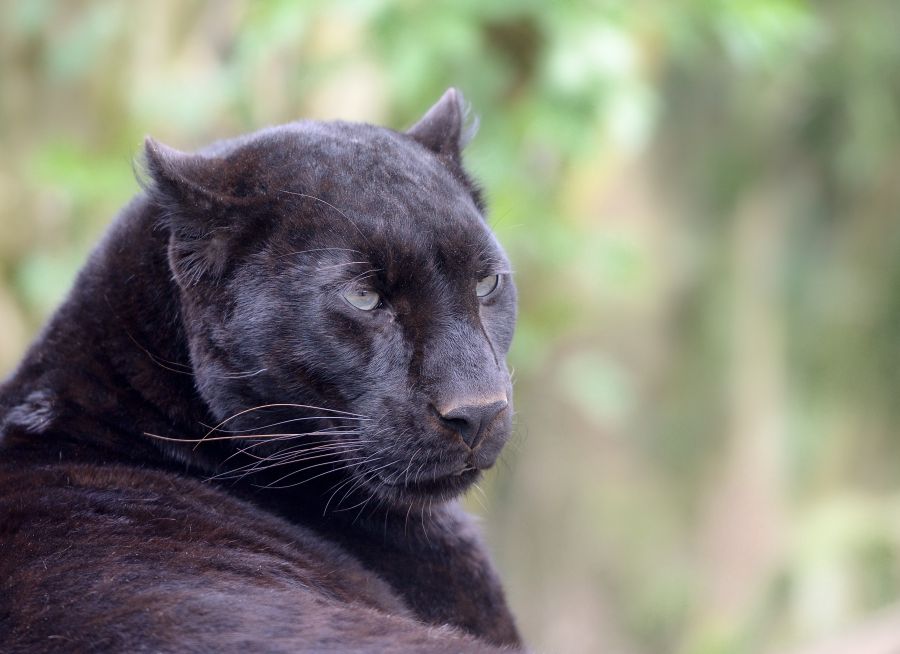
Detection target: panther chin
<box><xmin>376</xmin><ymin>465</ymin><xmax>484</xmax><ymax>505</ymax></box>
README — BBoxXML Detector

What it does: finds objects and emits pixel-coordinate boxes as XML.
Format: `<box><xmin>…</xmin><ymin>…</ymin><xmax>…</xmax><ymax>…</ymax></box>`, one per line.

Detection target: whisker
<box><xmin>323</xmin><ymin>474</ymin><xmax>362</xmax><ymax>515</ymax></box>
<box><xmin>145</xmin><ymin>429</ymin><xmax>360</xmax><ymax>444</ymax></box>
<box><xmin>404</xmin><ymin>501</ymin><xmax>414</xmax><ymax>538</ymax></box>
<box><xmin>262</xmin><ymin>451</ymin><xmax>383</xmax><ymax>489</ymax></box>
<box><xmin>223</xmin><ymin>438</ymin><xmax>369</xmax><ymax>467</ymax></box>
<box><xmin>212</xmin><ymin>368</ymin><xmax>268</xmax><ymax>380</ymax></box>
<box><xmin>192</xmin><ymin>403</ymin><xmax>369</xmax><ymax>450</ymax></box>
<box><xmin>332</xmin><ymin>473</ymin><xmax>379</xmax><ymax>514</ymax></box>
<box><xmin>334</xmin><ymin>460</ymin><xmax>397</xmax><ymax>514</ymax></box>
<box><xmin>321</xmin><ymin>435</ymin><xmax>409</xmax><ymax>514</ymax></box>
<box><xmin>210</xmin><ymin>446</ymin><xmax>368</xmax><ymax>481</ymax></box>
<box><xmin>315</xmin><ymin>261</ymin><xmax>372</xmax><ymax>271</ymax></box>
<box><xmin>351</xmin><ymin>491</ymin><xmax>377</xmax><ymax>524</ymax></box>
<box><xmin>396</xmin><ymin>447</ymin><xmax>421</xmax><ymax>487</ymax></box>
<box><xmin>470</xmin><ymin>482</ymin><xmax>488</xmax><ymax>513</ymax></box>
<box><xmin>229</xmin><ymin>434</ymin><xmax>368</xmax><ymax>458</ymax></box>
<box><xmin>210</xmin><ymin>437</ymin><xmax>365</xmax><ymax>478</ymax></box>
<box><xmin>200</xmin><ymin>416</ymin><xmax>369</xmax><ymax>434</ymax></box>
<box><xmin>331</xmin><ymin>457</ymin><xmax>387</xmax><ymax>512</ymax></box>
<box><xmin>413</xmin><ymin>456</ymin><xmax>430</xmax><ymax>487</ymax></box>
<box><xmin>212</xmin><ymin>447</ymin><xmax>355</xmax><ymax>480</ymax></box>
<box><xmin>421</xmin><ymin>498</ymin><xmax>432</xmax><ymax>547</ymax></box>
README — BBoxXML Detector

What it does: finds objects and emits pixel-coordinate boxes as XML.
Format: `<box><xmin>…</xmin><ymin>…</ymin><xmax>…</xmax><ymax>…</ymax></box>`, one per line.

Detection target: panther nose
<box><xmin>437</xmin><ymin>398</ymin><xmax>508</xmax><ymax>448</ymax></box>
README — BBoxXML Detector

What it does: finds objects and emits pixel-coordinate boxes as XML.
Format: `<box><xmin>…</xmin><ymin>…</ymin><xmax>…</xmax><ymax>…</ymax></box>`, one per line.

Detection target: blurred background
<box><xmin>2</xmin><ymin>1</ymin><xmax>900</xmax><ymax>652</ymax></box>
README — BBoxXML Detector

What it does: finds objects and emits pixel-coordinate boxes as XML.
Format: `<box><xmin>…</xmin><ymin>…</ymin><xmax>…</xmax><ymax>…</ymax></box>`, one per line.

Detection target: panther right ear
<box><xmin>406</xmin><ymin>88</ymin><xmax>478</xmax><ymax>162</ymax></box>
<box><xmin>142</xmin><ymin>137</ymin><xmax>260</xmax><ymax>286</ymax></box>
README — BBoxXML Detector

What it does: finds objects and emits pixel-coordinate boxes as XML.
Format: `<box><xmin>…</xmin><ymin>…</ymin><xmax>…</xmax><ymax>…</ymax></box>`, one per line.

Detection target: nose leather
<box><xmin>438</xmin><ymin>399</ymin><xmax>508</xmax><ymax>448</ymax></box>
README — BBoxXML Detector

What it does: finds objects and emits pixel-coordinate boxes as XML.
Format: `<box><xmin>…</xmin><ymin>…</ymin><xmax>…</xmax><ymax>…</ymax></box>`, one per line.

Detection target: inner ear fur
<box><xmin>142</xmin><ymin>137</ymin><xmax>264</xmax><ymax>287</ymax></box>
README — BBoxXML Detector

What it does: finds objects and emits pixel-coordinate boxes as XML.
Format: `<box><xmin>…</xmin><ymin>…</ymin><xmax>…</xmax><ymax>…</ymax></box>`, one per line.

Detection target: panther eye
<box><xmin>342</xmin><ymin>288</ymin><xmax>380</xmax><ymax>311</ymax></box>
<box><xmin>475</xmin><ymin>274</ymin><xmax>500</xmax><ymax>298</ymax></box>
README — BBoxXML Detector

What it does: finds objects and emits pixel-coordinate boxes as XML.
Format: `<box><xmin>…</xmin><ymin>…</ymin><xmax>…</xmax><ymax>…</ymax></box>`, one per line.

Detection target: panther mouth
<box><xmin>377</xmin><ymin>465</ymin><xmax>481</xmax><ymax>499</ymax></box>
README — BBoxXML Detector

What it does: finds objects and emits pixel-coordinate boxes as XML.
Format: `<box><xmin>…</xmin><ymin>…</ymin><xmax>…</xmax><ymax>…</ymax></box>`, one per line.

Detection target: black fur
<box><xmin>0</xmin><ymin>89</ymin><xmax>522</xmax><ymax>652</ymax></box>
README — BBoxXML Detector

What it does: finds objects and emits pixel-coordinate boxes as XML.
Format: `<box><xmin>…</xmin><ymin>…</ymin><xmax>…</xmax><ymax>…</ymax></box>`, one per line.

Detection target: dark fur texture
<box><xmin>0</xmin><ymin>89</ymin><xmax>522</xmax><ymax>652</ymax></box>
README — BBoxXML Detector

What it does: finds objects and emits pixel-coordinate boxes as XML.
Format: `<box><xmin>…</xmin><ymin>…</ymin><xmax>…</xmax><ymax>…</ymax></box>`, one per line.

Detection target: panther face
<box><xmin>144</xmin><ymin>90</ymin><xmax>516</xmax><ymax>507</ymax></box>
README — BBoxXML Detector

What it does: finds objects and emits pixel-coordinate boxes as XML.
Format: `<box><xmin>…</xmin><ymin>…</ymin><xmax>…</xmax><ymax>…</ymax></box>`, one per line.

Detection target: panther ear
<box><xmin>142</xmin><ymin>137</ymin><xmax>260</xmax><ymax>286</ymax></box>
<box><xmin>142</xmin><ymin>137</ymin><xmax>244</xmax><ymax>212</ymax></box>
<box><xmin>406</xmin><ymin>88</ymin><xmax>478</xmax><ymax>160</ymax></box>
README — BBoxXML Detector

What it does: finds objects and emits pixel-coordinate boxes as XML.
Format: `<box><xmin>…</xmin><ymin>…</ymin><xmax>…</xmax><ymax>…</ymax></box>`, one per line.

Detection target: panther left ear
<box><xmin>406</xmin><ymin>87</ymin><xmax>478</xmax><ymax>160</ymax></box>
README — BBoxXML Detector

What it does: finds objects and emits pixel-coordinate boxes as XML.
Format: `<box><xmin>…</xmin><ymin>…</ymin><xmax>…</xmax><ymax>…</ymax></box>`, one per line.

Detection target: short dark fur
<box><xmin>0</xmin><ymin>89</ymin><xmax>522</xmax><ymax>652</ymax></box>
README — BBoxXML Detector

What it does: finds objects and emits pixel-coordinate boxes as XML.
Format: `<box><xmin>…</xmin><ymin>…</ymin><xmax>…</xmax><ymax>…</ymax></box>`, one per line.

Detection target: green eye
<box><xmin>342</xmin><ymin>288</ymin><xmax>380</xmax><ymax>311</ymax></box>
<box><xmin>475</xmin><ymin>274</ymin><xmax>500</xmax><ymax>298</ymax></box>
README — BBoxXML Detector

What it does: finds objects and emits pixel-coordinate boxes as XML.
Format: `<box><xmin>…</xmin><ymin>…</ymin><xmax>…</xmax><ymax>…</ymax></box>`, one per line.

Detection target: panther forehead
<box><xmin>209</xmin><ymin>121</ymin><xmax>481</xmax><ymax>228</ymax></box>
<box><xmin>255</xmin><ymin>125</ymin><xmax>497</xmax><ymax>283</ymax></box>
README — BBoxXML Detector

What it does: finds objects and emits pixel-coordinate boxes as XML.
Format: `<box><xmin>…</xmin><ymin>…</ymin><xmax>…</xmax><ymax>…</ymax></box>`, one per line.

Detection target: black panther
<box><xmin>0</xmin><ymin>89</ymin><xmax>523</xmax><ymax>652</ymax></box>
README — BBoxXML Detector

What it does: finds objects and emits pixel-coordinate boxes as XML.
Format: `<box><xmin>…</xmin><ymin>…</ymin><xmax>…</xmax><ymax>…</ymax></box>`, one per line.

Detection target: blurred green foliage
<box><xmin>2</xmin><ymin>1</ymin><xmax>900</xmax><ymax>652</ymax></box>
